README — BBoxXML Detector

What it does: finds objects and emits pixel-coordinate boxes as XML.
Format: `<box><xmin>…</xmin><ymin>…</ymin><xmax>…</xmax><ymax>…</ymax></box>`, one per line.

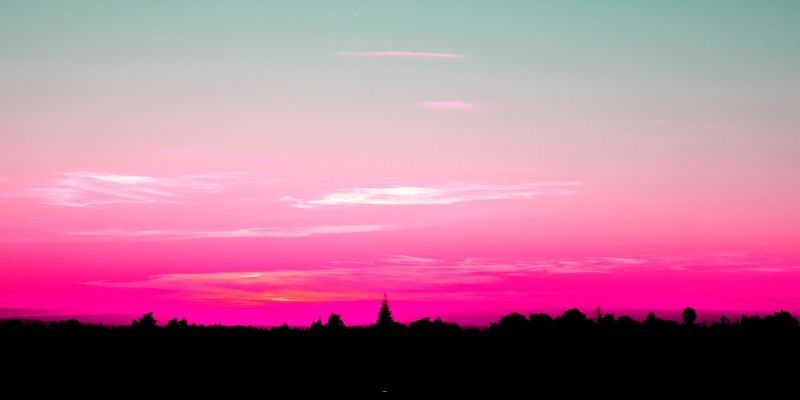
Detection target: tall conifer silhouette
<box><xmin>377</xmin><ymin>293</ymin><xmax>394</xmax><ymax>327</ymax></box>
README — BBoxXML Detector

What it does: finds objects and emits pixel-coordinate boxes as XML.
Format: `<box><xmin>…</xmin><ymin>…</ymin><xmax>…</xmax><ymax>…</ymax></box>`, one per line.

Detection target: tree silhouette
<box><xmin>166</xmin><ymin>318</ymin><xmax>188</xmax><ymax>329</ymax></box>
<box><xmin>763</xmin><ymin>310</ymin><xmax>798</xmax><ymax>331</ymax></box>
<box><xmin>494</xmin><ymin>312</ymin><xmax>528</xmax><ymax>335</ymax></box>
<box><xmin>598</xmin><ymin>313</ymin><xmax>616</xmax><ymax>327</ymax></box>
<box><xmin>529</xmin><ymin>313</ymin><xmax>554</xmax><ymax>326</ymax></box>
<box><xmin>377</xmin><ymin>294</ymin><xmax>395</xmax><ymax>327</ymax></box>
<box><xmin>326</xmin><ymin>313</ymin><xmax>345</xmax><ymax>330</ymax></box>
<box><xmin>557</xmin><ymin>308</ymin><xmax>592</xmax><ymax>330</ymax></box>
<box><xmin>682</xmin><ymin>307</ymin><xmax>697</xmax><ymax>326</ymax></box>
<box><xmin>310</xmin><ymin>317</ymin><xmax>324</xmax><ymax>333</ymax></box>
<box><xmin>132</xmin><ymin>312</ymin><xmax>157</xmax><ymax>329</ymax></box>
<box><xmin>3</xmin><ymin>307</ymin><xmax>800</xmax><ymax>340</ymax></box>
<box><xmin>595</xmin><ymin>306</ymin><xmax>604</xmax><ymax>323</ymax></box>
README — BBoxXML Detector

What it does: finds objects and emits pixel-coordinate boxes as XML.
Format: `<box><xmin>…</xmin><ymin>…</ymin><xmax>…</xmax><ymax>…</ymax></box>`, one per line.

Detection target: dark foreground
<box><xmin>3</xmin><ymin>308</ymin><xmax>800</xmax><ymax>396</ymax></box>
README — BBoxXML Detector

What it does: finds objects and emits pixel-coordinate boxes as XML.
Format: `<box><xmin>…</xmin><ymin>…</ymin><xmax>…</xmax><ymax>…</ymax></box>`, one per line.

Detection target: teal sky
<box><xmin>3</xmin><ymin>1</ymin><xmax>798</xmax><ymax>107</ymax></box>
<box><xmin>1</xmin><ymin>1</ymin><xmax>800</xmax><ymax>325</ymax></box>
<box><xmin>2</xmin><ymin>1</ymin><xmax>799</xmax><ymax>141</ymax></box>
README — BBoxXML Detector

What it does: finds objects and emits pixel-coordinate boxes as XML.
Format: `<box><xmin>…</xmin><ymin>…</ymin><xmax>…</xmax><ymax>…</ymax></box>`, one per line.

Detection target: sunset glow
<box><xmin>2</xmin><ymin>1</ymin><xmax>800</xmax><ymax>326</ymax></box>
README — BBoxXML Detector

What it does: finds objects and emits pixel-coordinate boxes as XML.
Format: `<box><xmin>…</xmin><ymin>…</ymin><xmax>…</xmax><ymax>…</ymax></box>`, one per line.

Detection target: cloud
<box><xmin>421</xmin><ymin>101</ymin><xmax>480</xmax><ymax>110</ymax></box>
<box><xmin>11</xmin><ymin>171</ymin><xmax>271</xmax><ymax>208</ymax></box>
<box><xmin>292</xmin><ymin>182</ymin><xmax>580</xmax><ymax>208</ymax></box>
<box><xmin>383</xmin><ymin>255</ymin><xmax>442</xmax><ymax>265</ymax></box>
<box><xmin>69</xmin><ymin>225</ymin><xmax>387</xmax><ymax>240</ymax></box>
<box><xmin>336</xmin><ymin>51</ymin><xmax>466</xmax><ymax>60</ymax></box>
<box><xmin>650</xmin><ymin>119</ymin><xmax>738</xmax><ymax>129</ymax></box>
<box><xmin>84</xmin><ymin>263</ymin><xmax>498</xmax><ymax>304</ymax></box>
<box><xmin>83</xmin><ymin>253</ymin><xmax>800</xmax><ymax>305</ymax></box>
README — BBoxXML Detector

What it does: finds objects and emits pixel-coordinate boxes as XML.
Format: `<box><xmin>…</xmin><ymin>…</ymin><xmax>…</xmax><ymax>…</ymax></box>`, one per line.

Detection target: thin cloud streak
<box><xmin>336</xmin><ymin>51</ymin><xmax>466</xmax><ymax>59</ymax></box>
<box><xmin>383</xmin><ymin>255</ymin><xmax>443</xmax><ymax>265</ymax></box>
<box><xmin>421</xmin><ymin>101</ymin><xmax>480</xmax><ymax>110</ymax></box>
<box><xmin>83</xmin><ymin>253</ymin><xmax>800</xmax><ymax>305</ymax></box>
<box><xmin>650</xmin><ymin>119</ymin><xmax>739</xmax><ymax>129</ymax></box>
<box><xmin>292</xmin><ymin>182</ymin><xmax>580</xmax><ymax>208</ymax></box>
<box><xmin>69</xmin><ymin>225</ymin><xmax>388</xmax><ymax>240</ymax></box>
<box><xmin>9</xmin><ymin>171</ymin><xmax>273</xmax><ymax>208</ymax></box>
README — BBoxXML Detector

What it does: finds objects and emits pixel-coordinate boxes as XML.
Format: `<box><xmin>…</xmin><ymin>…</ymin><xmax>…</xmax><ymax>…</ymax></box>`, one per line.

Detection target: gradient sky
<box><xmin>2</xmin><ymin>1</ymin><xmax>800</xmax><ymax>326</ymax></box>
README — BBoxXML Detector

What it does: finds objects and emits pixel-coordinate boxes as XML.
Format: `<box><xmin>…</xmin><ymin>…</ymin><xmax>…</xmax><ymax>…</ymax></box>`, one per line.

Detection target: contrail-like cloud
<box><xmin>9</xmin><ymin>171</ymin><xmax>273</xmax><ymax>208</ymax></box>
<box><xmin>69</xmin><ymin>225</ymin><xmax>388</xmax><ymax>240</ymax></box>
<box><xmin>337</xmin><ymin>51</ymin><xmax>466</xmax><ymax>59</ymax></box>
<box><xmin>421</xmin><ymin>101</ymin><xmax>480</xmax><ymax>110</ymax></box>
<box><xmin>292</xmin><ymin>182</ymin><xmax>580</xmax><ymax>208</ymax></box>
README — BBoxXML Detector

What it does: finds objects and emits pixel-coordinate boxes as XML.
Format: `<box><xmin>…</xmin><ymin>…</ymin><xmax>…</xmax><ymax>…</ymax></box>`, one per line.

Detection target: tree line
<box><xmin>2</xmin><ymin>296</ymin><xmax>798</xmax><ymax>338</ymax></box>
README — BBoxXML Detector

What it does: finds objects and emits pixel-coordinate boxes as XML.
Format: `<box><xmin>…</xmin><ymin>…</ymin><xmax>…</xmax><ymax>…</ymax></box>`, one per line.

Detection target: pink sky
<box><xmin>2</xmin><ymin>2</ymin><xmax>800</xmax><ymax>326</ymax></box>
<box><xmin>1</xmin><ymin>158</ymin><xmax>799</xmax><ymax>325</ymax></box>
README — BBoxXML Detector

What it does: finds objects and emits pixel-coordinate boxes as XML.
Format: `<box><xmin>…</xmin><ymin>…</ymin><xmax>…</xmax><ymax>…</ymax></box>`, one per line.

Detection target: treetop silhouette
<box><xmin>682</xmin><ymin>307</ymin><xmax>697</xmax><ymax>326</ymax></box>
<box><xmin>376</xmin><ymin>293</ymin><xmax>395</xmax><ymax>328</ymax></box>
<box><xmin>131</xmin><ymin>312</ymin><xmax>157</xmax><ymax>329</ymax></box>
<box><xmin>4</xmin><ymin>303</ymin><xmax>800</xmax><ymax>339</ymax></box>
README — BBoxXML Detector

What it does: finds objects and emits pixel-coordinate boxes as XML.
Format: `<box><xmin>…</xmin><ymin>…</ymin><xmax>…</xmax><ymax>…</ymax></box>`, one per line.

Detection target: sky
<box><xmin>1</xmin><ymin>1</ymin><xmax>800</xmax><ymax>326</ymax></box>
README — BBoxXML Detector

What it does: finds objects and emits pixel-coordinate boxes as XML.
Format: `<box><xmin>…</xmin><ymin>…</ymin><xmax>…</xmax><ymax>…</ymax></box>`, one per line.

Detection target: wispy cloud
<box><xmin>69</xmin><ymin>225</ymin><xmax>387</xmax><ymax>240</ymax></box>
<box><xmin>84</xmin><ymin>253</ymin><xmax>800</xmax><ymax>305</ymax></box>
<box><xmin>383</xmin><ymin>255</ymin><xmax>442</xmax><ymax>265</ymax></box>
<box><xmin>650</xmin><ymin>119</ymin><xmax>738</xmax><ymax>129</ymax></box>
<box><xmin>336</xmin><ymin>51</ymin><xmax>466</xmax><ymax>60</ymax></box>
<box><xmin>11</xmin><ymin>171</ymin><xmax>272</xmax><ymax>208</ymax></box>
<box><xmin>291</xmin><ymin>182</ymin><xmax>580</xmax><ymax>208</ymax></box>
<box><xmin>89</xmin><ymin>252</ymin><xmax>800</xmax><ymax>305</ymax></box>
<box><xmin>421</xmin><ymin>101</ymin><xmax>480</xmax><ymax>110</ymax></box>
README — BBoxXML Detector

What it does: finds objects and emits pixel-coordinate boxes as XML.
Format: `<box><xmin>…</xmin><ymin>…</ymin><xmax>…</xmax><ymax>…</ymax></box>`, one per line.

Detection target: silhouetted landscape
<box><xmin>3</xmin><ymin>297</ymin><xmax>800</xmax><ymax>338</ymax></box>
<box><xmin>4</xmin><ymin>297</ymin><xmax>800</xmax><ymax>395</ymax></box>
<box><xmin>4</xmin><ymin>1</ymin><xmax>800</xmax><ymax>396</ymax></box>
